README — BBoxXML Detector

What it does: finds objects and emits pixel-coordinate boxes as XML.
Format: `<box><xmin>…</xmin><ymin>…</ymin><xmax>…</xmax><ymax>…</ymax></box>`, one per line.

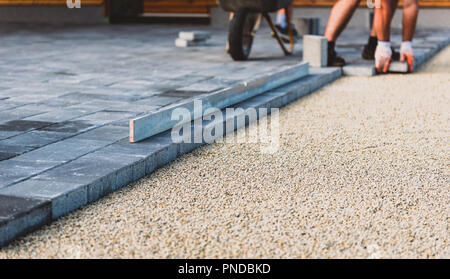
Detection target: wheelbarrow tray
<box><xmin>218</xmin><ymin>0</ymin><xmax>293</xmax><ymax>13</ymax></box>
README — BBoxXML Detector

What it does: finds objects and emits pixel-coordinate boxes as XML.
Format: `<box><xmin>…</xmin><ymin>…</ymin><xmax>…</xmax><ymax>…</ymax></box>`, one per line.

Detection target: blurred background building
<box><xmin>0</xmin><ymin>0</ymin><xmax>448</xmax><ymax>28</ymax></box>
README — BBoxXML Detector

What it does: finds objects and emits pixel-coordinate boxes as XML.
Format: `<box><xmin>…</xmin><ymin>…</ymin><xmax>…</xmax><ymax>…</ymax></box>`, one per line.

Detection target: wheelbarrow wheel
<box><xmin>228</xmin><ymin>8</ymin><xmax>256</xmax><ymax>61</ymax></box>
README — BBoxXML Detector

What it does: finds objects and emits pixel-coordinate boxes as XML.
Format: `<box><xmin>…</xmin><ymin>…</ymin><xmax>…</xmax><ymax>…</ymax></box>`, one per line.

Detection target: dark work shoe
<box><xmin>391</xmin><ymin>48</ymin><xmax>400</xmax><ymax>61</ymax></box>
<box><xmin>273</xmin><ymin>24</ymin><xmax>299</xmax><ymax>43</ymax></box>
<box><xmin>328</xmin><ymin>48</ymin><xmax>346</xmax><ymax>67</ymax></box>
<box><xmin>362</xmin><ymin>43</ymin><xmax>376</xmax><ymax>60</ymax></box>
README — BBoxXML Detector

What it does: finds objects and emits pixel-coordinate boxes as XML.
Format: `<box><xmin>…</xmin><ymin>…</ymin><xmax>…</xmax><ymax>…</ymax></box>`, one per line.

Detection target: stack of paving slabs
<box><xmin>175</xmin><ymin>31</ymin><xmax>211</xmax><ymax>47</ymax></box>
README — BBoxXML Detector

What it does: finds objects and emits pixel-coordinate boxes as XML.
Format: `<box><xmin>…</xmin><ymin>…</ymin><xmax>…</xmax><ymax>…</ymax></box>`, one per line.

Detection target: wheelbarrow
<box><xmin>218</xmin><ymin>0</ymin><xmax>294</xmax><ymax>61</ymax></box>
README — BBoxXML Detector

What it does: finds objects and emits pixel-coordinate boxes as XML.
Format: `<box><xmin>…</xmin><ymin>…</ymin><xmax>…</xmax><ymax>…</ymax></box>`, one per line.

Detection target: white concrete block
<box><xmin>343</xmin><ymin>62</ymin><xmax>408</xmax><ymax>75</ymax></box>
<box><xmin>303</xmin><ymin>35</ymin><xmax>327</xmax><ymax>67</ymax></box>
<box><xmin>175</xmin><ymin>38</ymin><xmax>207</xmax><ymax>48</ymax></box>
<box><xmin>178</xmin><ymin>31</ymin><xmax>211</xmax><ymax>41</ymax></box>
<box><xmin>389</xmin><ymin>61</ymin><xmax>408</xmax><ymax>73</ymax></box>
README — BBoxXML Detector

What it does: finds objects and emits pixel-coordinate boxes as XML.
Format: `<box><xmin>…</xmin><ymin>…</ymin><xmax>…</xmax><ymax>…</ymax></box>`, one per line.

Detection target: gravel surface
<box><xmin>1</xmin><ymin>46</ymin><xmax>449</xmax><ymax>259</ymax></box>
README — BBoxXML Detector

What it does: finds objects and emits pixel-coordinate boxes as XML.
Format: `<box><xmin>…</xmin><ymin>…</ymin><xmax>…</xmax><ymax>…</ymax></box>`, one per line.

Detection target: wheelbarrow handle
<box><xmin>263</xmin><ymin>13</ymin><xmax>292</xmax><ymax>56</ymax></box>
<box><xmin>285</xmin><ymin>8</ymin><xmax>295</xmax><ymax>53</ymax></box>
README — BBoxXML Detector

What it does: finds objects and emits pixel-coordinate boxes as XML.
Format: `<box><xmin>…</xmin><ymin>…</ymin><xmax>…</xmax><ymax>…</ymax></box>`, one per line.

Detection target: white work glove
<box><xmin>400</xmin><ymin>41</ymin><xmax>415</xmax><ymax>72</ymax></box>
<box><xmin>375</xmin><ymin>41</ymin><xmax>392</xmax><ymax>73</ymax></box>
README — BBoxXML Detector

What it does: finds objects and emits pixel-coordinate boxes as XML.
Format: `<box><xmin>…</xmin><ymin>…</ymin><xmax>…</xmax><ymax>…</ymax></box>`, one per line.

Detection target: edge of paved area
<box><xmin>0</xmin><ymin>35</ymin><xmax>449</xmax><ymax>248</ymax></box>
<box><xmin>130</xmin><ymin>62</ymin><xmax>309</xmax><ymax>142</ymax></box>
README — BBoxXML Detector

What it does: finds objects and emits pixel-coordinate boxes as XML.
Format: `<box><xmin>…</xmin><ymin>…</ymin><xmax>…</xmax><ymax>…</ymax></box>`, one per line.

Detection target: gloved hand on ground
<box><xmin>375</xmin><ymin>41</ymin><xmax>392</xmax><ymax>73</ymax></box>
<box><xmin>400</xmin><ymin>41</ymin><xmax>415</xmax><ymax>72</ymax></box>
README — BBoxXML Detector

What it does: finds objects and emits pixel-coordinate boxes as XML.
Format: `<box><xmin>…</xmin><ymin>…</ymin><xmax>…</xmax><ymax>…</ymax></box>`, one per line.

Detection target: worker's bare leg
<box><xmin>324</xmin><ymin>0</ymin><xmax>361</xmax><ymax>66</ymax></box>
<box><xmin>400</xmin><ymin>0</ymin><xmax>419</xmax><ymax>71</ymax></box>
<box><xmin>324</xmin><ymin>0</ymin><xmax>361</xmax><ymax>42</ymax></box>
<box><xmin>374</xmin><ymin>0</ymin><xmax>398</xmax><ymax>72</ymax></box>
<box><xmin>402</xmin><ymin>0</ymin><xmax>419</xmax><ymax>41</ymax></box>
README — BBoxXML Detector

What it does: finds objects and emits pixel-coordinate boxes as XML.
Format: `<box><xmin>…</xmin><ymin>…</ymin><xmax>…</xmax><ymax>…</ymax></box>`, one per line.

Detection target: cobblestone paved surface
<box><xmin>0</xmin><ymin>24</ymin><xmax>306</xmax><ymax>188</ymax></box>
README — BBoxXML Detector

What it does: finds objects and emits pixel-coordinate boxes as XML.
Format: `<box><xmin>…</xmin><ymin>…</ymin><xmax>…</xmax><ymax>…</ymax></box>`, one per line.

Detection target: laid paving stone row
<box><xmin>0</xmin><ymin>23</ymin><xmax>448</xmax><ymax>247</ymax></box>
<box><xmin>0</xmin><ymin>180</ymin><xmax>86</xmax><ymax>220</ymax></box>
<box><xmin>130</xmin><ymin>62</ymin><xmax>310</xmax><ymax>142</ymax></box>
<box><xmin>0</xmin><ymin>194</ymin><xmax>51</xmax><ymax>246</ymax></box>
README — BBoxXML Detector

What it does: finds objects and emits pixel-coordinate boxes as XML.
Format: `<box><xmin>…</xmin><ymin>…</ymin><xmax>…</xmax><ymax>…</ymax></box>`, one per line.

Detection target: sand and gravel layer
<box><xmin>1</xmin><ymin>46</ymin><xmax>449</xmax><ymax>259</ymax></box>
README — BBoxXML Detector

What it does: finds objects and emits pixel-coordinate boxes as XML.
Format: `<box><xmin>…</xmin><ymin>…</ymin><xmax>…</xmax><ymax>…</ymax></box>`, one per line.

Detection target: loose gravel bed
<box><xmin>0</xmin><ymin>47</ymin><xmax>449</xmax><ymax>259</ymax></box>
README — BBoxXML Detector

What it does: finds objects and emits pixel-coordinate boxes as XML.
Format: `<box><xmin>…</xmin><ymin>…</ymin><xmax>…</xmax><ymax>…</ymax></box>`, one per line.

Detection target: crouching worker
<box><xmin>375</xmin><ymin>0</ymin><xmax>419</xmax><ymax>73</ymax></box>
<box><xmin>324</xmin><ymin>0</ymin><xmax>418</xmax><ymax>71</ymax></box>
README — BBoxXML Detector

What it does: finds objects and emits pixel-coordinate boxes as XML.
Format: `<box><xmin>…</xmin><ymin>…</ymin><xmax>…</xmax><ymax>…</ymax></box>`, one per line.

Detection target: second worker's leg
<box><xmin>324</xmin><ymin>0</ymin><xmax>361</xmax><ymax>66</ymax></box>
<box><xmin>362</xmin><ymin>17</ymin><xmax>379</xmax><ymax>60</ymax></box>
<box><xmin>324</xmin><ymin>0</ymin><xmax>361</xmax><ymax>42</ymax></box>
<box><xmin>402</xmin><ymin>0</ymin><xmax>419</xmax><ymax>42</ymax></box>
<box><xmin>274</xmin><ymin>5</ymin><xmax>299</xmax><ymax>43</ymax></box>
<box><xmin>400</xmin><ymin>0</ymin><xmax>419</xmax><ymax>72</ymax></box>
